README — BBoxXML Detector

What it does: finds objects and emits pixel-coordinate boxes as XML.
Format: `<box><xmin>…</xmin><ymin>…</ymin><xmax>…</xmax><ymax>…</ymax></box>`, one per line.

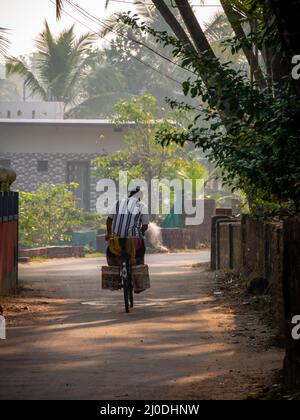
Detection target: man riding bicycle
<box><xmin>106</xmin><ymin>187</ymin><xmax>149</xmax><ymax>266</ymax></box>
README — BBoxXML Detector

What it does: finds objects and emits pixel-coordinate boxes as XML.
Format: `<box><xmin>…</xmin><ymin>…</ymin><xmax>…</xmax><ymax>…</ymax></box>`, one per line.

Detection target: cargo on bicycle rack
<box><xmin>131</xmin><ymin>265</ymin><xmax>150</xmax><ymax>292</ymax></box>
<box><xmin>101</xmin><ymin>266</ymin><xmax>122</xmax><ymax>291</ymax></box>
<box><xmin>102</xmin><ymin>265</ymin><xmax>150</xmax><ymax>293</ymax></box>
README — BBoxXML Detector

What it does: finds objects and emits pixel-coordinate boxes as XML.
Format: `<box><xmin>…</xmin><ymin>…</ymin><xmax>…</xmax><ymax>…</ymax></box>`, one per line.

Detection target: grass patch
<box><xmin>84</xmin><ymin>252</ymin><xmax>105</xmax><ymax>259</ymax></box>
<box><xmin>31</xmin><ymin>256</ymin><xmax>48</xmax><ymax>263</ymax></box>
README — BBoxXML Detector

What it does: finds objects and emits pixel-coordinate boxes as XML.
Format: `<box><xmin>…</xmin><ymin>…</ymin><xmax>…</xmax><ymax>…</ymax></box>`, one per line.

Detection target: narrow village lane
<box><xmin>0</xmin><ymin>252</ymin><xmax>283</xmax><ymax>400</ymax></box>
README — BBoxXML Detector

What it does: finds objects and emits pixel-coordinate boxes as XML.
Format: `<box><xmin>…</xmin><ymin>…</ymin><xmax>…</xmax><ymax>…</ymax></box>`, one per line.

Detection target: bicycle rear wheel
<box><xmin>129</xmin><ymin>274</ymin><xmax>134</xmax><ymax>309</ymax></box>
<box><xmin>123</xmin><ymin>279</ymin><xmax>130</xmax><ymax>313</ymax></box>
<box><xmin>121</xmin><ymin>261</ymin><xmax>131</xmax><ymax>313</ymax></box>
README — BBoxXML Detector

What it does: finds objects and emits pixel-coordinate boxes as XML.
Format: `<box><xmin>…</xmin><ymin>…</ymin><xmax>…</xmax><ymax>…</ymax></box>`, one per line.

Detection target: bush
<box><xmin>19</xmin><ymin>183</ymin><xmax>85</xmax><ymax>247</ymax></box>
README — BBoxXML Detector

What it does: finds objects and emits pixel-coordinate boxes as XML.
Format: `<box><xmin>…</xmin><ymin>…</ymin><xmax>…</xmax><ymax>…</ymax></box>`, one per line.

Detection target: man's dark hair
<box><xmin>128</xmin><ymin>187</ymin><xmax>141</xmax><ymax>198</ymax></box>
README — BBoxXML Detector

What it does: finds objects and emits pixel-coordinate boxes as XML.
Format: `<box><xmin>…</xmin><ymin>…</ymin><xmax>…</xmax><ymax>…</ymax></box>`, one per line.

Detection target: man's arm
<box><xmin>141</xmin><ymin>207</ymin><xmax>150</xmax><ymax>236</ymax></box>
<box><xmin>106</xmin><ymin>201</ymin><xmax>118</xmax><ymax>240</ymax></box>
<box><xmin>141</xmin><ymin>224</ymin><xmax>149</xmax><ymax>236</ymax></box>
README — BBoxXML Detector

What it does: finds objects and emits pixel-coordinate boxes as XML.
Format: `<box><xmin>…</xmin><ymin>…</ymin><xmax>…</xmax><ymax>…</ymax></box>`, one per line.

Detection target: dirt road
<box><xmin>0</xmin><ymin>252</ymin><xmax>283</xmax><ymax>400</ymax></box>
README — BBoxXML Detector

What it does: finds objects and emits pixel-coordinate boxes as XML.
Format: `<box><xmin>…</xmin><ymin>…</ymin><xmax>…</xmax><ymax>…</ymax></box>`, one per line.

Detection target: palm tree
<box><xmin>103</xmin><ymin>0</ymin><xmax>157</xmax><ymax>31</ymax></box>
<box><xmin>204</xmin><ymin>11</ymin><xmax>252</xmax><ymax>74</ymax></box>
<box><xmin>0</xmin><ymin>27</ymin><xmax>10</xmax><ymax>58</ymax></box>
<box><xmin>56</xmin><ymin>0</ymin><xmax>64</xmax><ymax>19</ymax></box>
<box><xmin>204</xmin><ymin>12</ymin><xmax>235</xmax><ymax>55</ymax></box>
<box><xmin>6</xmin><ymin>21</ymin><xmax>95</xmax><ymax>107</ymax></box>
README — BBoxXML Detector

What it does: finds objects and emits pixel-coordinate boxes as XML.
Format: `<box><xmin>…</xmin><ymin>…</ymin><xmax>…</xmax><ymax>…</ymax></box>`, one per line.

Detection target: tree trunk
<box><xmin>270</xmin><ymin>0</ymin><xmax>300</xmax><ymax>61</ymax></box>
<box><xmin>174</xmin><ymin>0</ymin><xmax>216</xmax><ymax>59</ymax></box>
<box><xmin>151</xmin><ymin>0</ymin><xmax>196</xmax><ymax>53</ymax></box>
<box><xmin>261</xmin><ymin>0</ymin><xmax>291</xmax><ymax>89</ymax></box>
<box><xmin>220</xmin><ymin>0</ymin><xmax>267</xmax><ymax>89</ymax></box>
<box><xmin>151</xmin><ymin>0</ymin><xmax>238</xmax><ymax>120</ymax></box>
<box><xmin>174</xmin><ymin>0</ymin><xmax>242</xmax><ymax>119</ymax></box>
<box><xmin>283</xmin><ymin>216</ymin><xmax>300</xmax><ymax>389</ymax></box>
<box><xmin>150</xmin><ymin>0</ymin><xmax>231</xmax><ymax>114</ymax></box>
<box><xmin>269</xmin><ymin>0</ymin><xmax>300</xmax><ymax>94</ymax></box>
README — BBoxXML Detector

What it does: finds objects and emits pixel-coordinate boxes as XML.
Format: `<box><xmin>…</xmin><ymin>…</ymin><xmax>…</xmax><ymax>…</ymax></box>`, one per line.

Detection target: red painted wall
<box><xmin>0</xmin><ymin>221</ymin><xmax>18</xmax><ymax>294</ymax></box>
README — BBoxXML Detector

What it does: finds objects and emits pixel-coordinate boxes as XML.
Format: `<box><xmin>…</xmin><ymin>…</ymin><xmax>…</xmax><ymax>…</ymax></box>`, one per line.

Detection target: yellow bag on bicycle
<box><xmin>108</xmin><ymin>237</ymin><xmax>136</xmax><ymax>264</ymax></box>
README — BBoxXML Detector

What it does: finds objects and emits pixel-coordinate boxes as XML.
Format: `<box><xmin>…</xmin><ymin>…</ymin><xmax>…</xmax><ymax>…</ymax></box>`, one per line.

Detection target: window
<box><xmin>0</xmin><ymin>159</ymin><xmax>11</xmax><ymax>168</ymax></box>
<box><xmin>37</xmin><ymin>161</ymin><xmax>49</xmax><ymax>172</ymax></box>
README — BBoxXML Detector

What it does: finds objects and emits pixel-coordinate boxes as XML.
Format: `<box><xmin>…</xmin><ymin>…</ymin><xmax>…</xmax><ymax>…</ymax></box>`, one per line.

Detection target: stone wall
<box><xmin>241</xmin><ymin>217</ymin><xmax>267</xmax><ymax>283</ymax></box>
<box><xmin>265</xmin><ymin>222</ymin><xmax>284</xmax><ymax>334</ymax></box>
<box><xmin>230</xmin><ymin>223</ymin><xmax>242</xmax><ymax>271</ymax></box>
<box><xmin>19</xmin><ymin>246</ymin><xmax>85</xmax><ymax>259</ymax></box>
<box><xmin>161</xmin><ymin>228</ymin><xmax>206</xmax><ymax>250</ymax></box>
<box><xmin>211</xmin><ymin>215</ymin><xmax>232</xmax><ymax>270</ymax></box>
<box><xmin>218</xmin><ymin>220</ymin><xmax>241</xmax><ymax>270</ymax></box>
<box><xmin>184</xmin><ymin>199</ymin><xmax>216</xmax><ymax>245</ymax></box>
<box><xmin>241</xmin><ymin>218</ymin><xmax>284</xmax><ymax>307</ymax></box>
<box><xmin>160</xmin><ymin>199</ymin><xmax>217</xmax><ymax>249</ymax></box>
<box><xmin>212</xmin><ymin>215</ymin><xmax>285</xmax><ymax>337</ymax></box>
<box><xmin>216</xmin><ymin>208</ymin><xmax>233</xmax><ymax>217</ymax></box>
<box><xmin>218</xmin><ymin>223</ymin><xmax>231</xmax><ymax>270</ymax></box>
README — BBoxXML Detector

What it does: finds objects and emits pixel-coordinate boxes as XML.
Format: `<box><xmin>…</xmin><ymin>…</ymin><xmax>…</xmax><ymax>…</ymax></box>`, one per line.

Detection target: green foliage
<box><xmin>74</xmin><ymin>0</ymin><xmax>197</xmax><ymax>118</ymax></box>
<box><xmin>19</xmin><ymin>183</ymin><xmax>85</xmax><ymax>247</ymax></box>
<box><xmin>93</xmin><ymin>94</ymin><xmax>206</xmax><ymax>188</ymax></box>
<box><xmin>70</xmin><ymin>51</ymin><xmax>129</xmax><ymax>118</ymax></box>
<box><xmin>74</xmin><ymin>20</ymin><xmax>191</xmax><ymax>118</ymax></box>
<box><xmin>282</xmin><ymin>391</ymin><xmax>300</xmax><ymax>401</ymax></box>
<box><xmin>119</xmin><ymin>13</ymin><xmax>300</xmax><ymax>215</ymax></box>
<box><xmin>160</xmin><ymin>87</ymin><xmax>300</xmax><ymax>213</ymax></box>
<box><xmin>244</xmin><ymin>197</ymin><xmax>297</xmax><ymax>219</ymax></box>
<box><xmin>84</xmin><ymin>252</ymin><xmax>105</xmax><ymax>259</ymax></box>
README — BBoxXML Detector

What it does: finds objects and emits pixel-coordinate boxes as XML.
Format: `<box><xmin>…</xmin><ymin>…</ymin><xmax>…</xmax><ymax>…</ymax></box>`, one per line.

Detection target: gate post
<box><xmin>283</xmin><ymin>216</ymin><xmax>300</xmax><ymax>388</ymax></box>
<box><xmin>0</xmin><ymin>167</ymin><xmax>18</xmax><ymax>295</ymax></box>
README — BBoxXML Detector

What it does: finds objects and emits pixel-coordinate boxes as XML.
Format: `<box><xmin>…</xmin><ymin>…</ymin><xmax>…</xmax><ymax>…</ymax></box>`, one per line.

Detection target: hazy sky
<box><xmin>1</xmin><ymin>0</ymin><xmax>222</xmax><ymax>57</ymax></box>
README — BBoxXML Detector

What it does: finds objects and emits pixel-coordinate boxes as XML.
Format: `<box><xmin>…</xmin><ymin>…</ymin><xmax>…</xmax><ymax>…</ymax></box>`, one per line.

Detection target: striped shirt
<box><xmin>109</xmin><ymin>198</ymin><xmax>149</xmax><ymax>238</ymax></box>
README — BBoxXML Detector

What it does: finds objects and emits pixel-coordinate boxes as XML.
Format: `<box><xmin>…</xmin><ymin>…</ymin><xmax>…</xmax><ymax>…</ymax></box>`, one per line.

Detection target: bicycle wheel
<box><xmin>121</xmin><ymin>262</ymin><xmax>130</xmax><ymax>313</ymax></box>
<box><xmin>129</xmin><ymin>273</ymin><xmax>134</xmax><ymax>309</ymax></box>
<box><xmin>123</xmin><ymin>279</ymin><xmax>130</xmax><ymax>313</ymax></box>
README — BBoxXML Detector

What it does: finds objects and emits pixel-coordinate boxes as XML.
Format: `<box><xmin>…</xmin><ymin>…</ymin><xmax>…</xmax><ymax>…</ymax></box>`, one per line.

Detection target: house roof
<box><xmin>0</xmin><ymin>119</ymin><xmax>132</xmax><ymax>127</ymax></box>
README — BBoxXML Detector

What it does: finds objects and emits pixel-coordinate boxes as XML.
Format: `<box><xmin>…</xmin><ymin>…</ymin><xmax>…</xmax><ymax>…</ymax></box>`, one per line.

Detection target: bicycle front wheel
<box><xmin>129</xmin><ymin>276</ymin><xmax>134</xmax><ymax>309</ymax></box>
<box><xmin>123</xmin><ymin>275</ymin><xmax>130</xmax><ymax>313</ymax></box>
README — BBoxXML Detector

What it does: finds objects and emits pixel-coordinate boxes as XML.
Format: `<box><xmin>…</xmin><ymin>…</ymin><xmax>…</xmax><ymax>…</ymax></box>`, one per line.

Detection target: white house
<box><xmin>0</xmin><ymin>118</ymin><xmax>128</xmax><ymax>211</ymax></box>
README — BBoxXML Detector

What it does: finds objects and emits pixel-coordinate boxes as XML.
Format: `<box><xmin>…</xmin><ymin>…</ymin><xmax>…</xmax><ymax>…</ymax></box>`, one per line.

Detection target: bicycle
<box><xmin>119</xmin><ymin>240</ymin><xmax>134</xmax><ymax>313</ymax></box>
<box><xmin>105</xmin><ymin>236</ymin><xmax>148</xmax><ymax>313</ymax></box>
<box><xmin>120</xmin><ymin>254</ymin><xmax>134</xmax><ymax>313</ymax></box>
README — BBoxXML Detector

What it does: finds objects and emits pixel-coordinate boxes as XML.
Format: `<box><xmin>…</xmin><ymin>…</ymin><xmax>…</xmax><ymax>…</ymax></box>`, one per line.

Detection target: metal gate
<box><xmin>0</xmin><ymin>192</ymin><xmax>18</xmax><ymax>295</ymax></box>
